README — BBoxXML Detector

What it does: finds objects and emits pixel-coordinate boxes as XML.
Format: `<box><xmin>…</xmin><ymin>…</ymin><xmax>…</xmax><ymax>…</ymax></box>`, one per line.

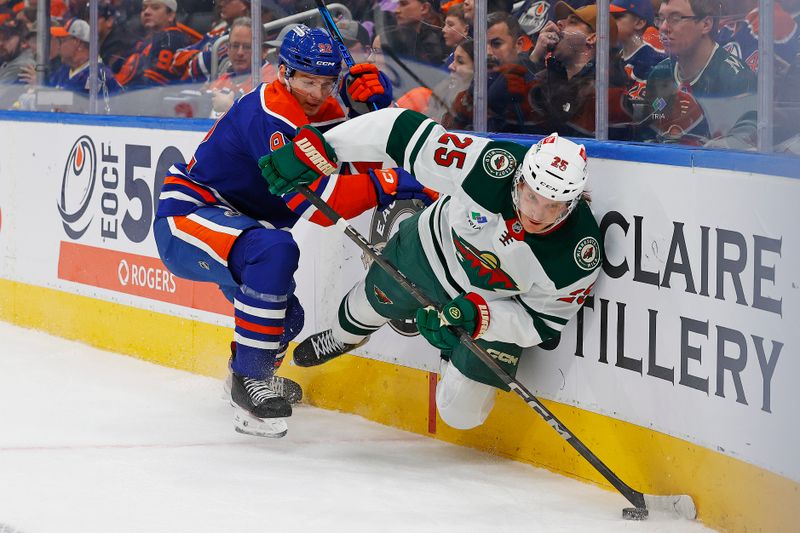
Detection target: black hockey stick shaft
<box><xmin>314</xmin><ymin>0</ymin><xmax>380</xmax><ymax>111</ymax></box>
<box><xmin>295</xmin><ymin>183</ymin><xmax>647</xmax><ymax>509</ymax></box>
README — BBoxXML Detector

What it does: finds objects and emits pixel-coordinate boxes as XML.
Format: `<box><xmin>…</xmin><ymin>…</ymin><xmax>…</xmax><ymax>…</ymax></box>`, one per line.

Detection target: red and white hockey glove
<box><xmin>259</xmin><ymin>125</ymin><xmax>338</xmax><ymax>196</ymax></box>
<box><xmin>369</xmin><ymin>167</ymin><xmax>439</xmax><ymax>210</ymax></box>
<box><xmin>415</xmin><ymin>293</ymin><xmax>490</xmax><ymax>351</ymax></box>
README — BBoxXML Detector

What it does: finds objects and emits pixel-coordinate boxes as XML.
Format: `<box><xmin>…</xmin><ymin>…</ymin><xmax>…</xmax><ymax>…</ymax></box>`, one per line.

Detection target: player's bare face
<box><xmin>141</xmin><ymin>1</ymin><xmax>173</xmax><ymax>32</ymax></box>
<box><xmin>287</xmin><ymin>70</ymin><xmax>338</xmax><ymax>116</ymax></box>
<box><xmin>515</xmin><ymin>181</ymin><xmax>568</xmax><ymax>234</ymax></box>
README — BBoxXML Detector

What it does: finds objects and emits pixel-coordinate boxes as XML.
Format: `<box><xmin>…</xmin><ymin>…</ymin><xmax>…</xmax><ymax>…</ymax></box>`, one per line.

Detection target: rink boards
<box><xmin>0</xmin><ymin>111</ymin><xmax>797</xmax><ymax>532</ymax></box>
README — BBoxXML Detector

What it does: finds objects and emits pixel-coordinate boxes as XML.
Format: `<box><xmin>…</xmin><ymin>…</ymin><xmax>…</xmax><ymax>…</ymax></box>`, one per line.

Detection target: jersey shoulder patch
<box><xmin>461</xmin><ymin>141</ymin><xmax>529</xmax><ymax>214</ymax></box>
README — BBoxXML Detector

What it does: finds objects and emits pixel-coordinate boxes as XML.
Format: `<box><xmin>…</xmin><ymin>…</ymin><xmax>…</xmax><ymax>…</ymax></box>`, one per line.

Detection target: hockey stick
<box><xmin>314</xmin><ymin>0</ymin><xmax>380</xmax><ymax>112</ymax></box>
<box><xmin>295</xmin><ymin>183</ymin><xmax>697</xmax><ymax>520</ymax></box>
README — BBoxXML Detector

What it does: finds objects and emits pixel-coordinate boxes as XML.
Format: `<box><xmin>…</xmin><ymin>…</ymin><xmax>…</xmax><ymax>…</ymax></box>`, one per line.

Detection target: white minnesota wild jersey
<box><xmin>325</xmin><ymin>108</ymin><xmax>603</xmax><ymax>348</ymax></box>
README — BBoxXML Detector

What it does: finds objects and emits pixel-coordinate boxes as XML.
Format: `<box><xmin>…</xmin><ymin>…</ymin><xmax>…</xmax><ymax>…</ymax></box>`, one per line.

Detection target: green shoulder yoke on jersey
<box><xmin>524</xmin><ymin>199</ymin><xmax>604</xmax><ymax>290</ymax></box>
<box><xmin>460</xmin><ymin>140</ymin><xmax>529</xmax><ymax>214</ymax></box>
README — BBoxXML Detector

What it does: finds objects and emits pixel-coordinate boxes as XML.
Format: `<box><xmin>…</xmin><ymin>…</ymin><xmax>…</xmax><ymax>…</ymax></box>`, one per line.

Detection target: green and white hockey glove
<box><xmin>259</xmin><ymin>125</ymin><xmax>338</xmax><ymax>196</ymax></box>
<box><xmin>415</xmin><ymin>293</ymin><xmax>490</xmax><ymax>351</ymax></box>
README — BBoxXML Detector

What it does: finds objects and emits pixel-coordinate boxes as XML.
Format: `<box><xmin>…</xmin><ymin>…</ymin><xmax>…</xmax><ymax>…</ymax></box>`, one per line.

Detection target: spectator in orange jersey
<box><xmin>115</xmin><ymin>0</ymin><xmax>202</xmax><ymax>88</ymax></box>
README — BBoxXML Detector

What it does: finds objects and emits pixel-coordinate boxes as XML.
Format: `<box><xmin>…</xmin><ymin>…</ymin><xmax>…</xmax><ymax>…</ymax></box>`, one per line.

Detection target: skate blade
<box><xmin>233</xmin><ymin>406</ymin><xmax>288</xmax><ymax>438</ymax></box>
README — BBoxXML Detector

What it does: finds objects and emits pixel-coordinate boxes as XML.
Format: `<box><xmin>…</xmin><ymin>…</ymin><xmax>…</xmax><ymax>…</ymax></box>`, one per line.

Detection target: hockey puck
<box><xmin>622</xmin><ymin>507</ymin><xmax>649</xmax><ymax>520</ymax></box>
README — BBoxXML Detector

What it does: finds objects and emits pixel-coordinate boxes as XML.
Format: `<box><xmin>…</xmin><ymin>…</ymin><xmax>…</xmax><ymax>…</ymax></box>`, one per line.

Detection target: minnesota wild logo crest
<box><xmin>451</xmin><ymin>230</ymin><xmax>519</xmax><ymax>291</ymax></box>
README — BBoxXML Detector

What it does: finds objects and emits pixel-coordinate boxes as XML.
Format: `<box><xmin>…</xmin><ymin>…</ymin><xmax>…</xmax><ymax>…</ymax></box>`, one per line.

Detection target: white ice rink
<box><xmin>0</xmin><ymin>322</ymin><xmax>717</xmax><ymax>533</ymax></box>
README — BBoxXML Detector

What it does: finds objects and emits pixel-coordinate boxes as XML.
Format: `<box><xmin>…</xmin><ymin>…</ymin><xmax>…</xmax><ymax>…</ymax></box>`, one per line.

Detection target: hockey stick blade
<box><xmin>643</xmin><ymin>494</ymin><xmax>697</xmax><ymax>519</ymax></box>
<box><xmin>294</xmin><ymin>184</ymin><xmax>698</xmax><ymax>520</ymax></box>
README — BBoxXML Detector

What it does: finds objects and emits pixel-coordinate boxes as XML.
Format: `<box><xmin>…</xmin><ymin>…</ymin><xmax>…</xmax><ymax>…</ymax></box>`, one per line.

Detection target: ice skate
<box><xmin>224</xmin><ymin>343</ymin><xmax>303</xmax><ymax>404</ymax></box>
<box><xmin>292</xmin><ymin>329</ymin><xmax>366</xmax><ymax>367</ymax></box>
<box><xmin>230</xmin><ymin>371</ymin><xmax>291</xmax><ymax>438</ymax></box>
<box><xmin>223</xmin><ymin>372</ymin><xmax>302</xmax><ymax>405</ymax></box>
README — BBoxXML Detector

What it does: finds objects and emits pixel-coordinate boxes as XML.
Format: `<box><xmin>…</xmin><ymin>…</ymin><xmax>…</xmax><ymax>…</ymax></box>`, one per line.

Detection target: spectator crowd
<box><xmin>0</xmin><ymin>0</ymin><xmax>798</xmax><ymax>151</ymax></box>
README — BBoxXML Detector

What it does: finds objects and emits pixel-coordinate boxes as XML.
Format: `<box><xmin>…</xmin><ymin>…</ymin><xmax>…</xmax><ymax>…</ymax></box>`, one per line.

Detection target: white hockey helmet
<box><xmin>516</xmin><ymin>133</ymin><xmax>588</xmax><ymax>202</ymax></box>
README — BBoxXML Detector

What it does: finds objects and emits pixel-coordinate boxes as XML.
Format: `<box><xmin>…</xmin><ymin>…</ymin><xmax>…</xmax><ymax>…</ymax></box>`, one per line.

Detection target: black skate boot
<box><xmin>225</xmin><ymin>343</ymin><xmax>303</xmax><ymax>404</ymax></box>
<box><xmin>230</xmin><ymin>372</ymin><xmax>291</xmax><ymax>438</ymax></box>
<box><xmin>292</xmin><ymin>329</ymin><xmax>366</xmax><ymax>367</ymax></box>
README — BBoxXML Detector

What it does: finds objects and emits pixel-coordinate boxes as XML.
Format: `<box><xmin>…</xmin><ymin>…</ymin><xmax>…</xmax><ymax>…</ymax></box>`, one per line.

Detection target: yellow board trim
<box><xmin>1</xmin><ymin>279</ymin><xmax>796</xmax><ymax>532</ymax></box>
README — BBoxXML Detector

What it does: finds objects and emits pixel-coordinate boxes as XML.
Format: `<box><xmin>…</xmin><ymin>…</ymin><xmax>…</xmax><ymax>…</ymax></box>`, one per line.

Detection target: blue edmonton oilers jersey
<box><xmin>717</xmin><ymin>6</ymin><xmax>800</xmax><ymax>77</ymax></box>
<box><xmin>621</xmin><ymin>42</ymin><xmax>666</xmax><ymax>99</ymax></box>
<box><xmin>156</xmin><ymin>80</ymin><xmax>348</xmax><ymax>229</ymax></box>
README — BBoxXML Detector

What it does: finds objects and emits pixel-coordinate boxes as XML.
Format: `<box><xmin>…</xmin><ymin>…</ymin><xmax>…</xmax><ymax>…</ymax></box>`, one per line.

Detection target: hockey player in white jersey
<box><xmin>260</xmin><ymin>108</ymin><xmax>603</xmax><ymax>430</ymax></box>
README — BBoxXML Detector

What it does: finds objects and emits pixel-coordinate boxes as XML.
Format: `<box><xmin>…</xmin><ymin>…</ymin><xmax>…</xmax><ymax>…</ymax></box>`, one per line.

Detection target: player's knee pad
<box><xmin>232</xmin><ymin>229</ymin><xmax>300</xmax><ymax>294</ymax></box>
<box><xmin>436</xmin><ymin>360</ymin><xmax>496</xmax><ymax>430</ymax></box>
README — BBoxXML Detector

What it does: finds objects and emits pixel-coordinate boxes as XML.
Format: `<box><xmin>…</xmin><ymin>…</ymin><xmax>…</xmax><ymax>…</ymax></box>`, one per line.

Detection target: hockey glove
<box><xmin>340</xmin><ymin>63</ymin><xmax>393</xmax><ymax>117</ymax></box>
<box><xmin>415</xmin><ymin>293</ymin><xmax>490</xmax><ymax>351</ymax></box>
<box><xmin>259</xmin><ymin>125</ymin><xmax>338</xmax><ymax>196</ymax></box>
<box><xmin>369</xmin><ymin>167</ymin><xmax>439</xmax><ymax>211</ymax></box>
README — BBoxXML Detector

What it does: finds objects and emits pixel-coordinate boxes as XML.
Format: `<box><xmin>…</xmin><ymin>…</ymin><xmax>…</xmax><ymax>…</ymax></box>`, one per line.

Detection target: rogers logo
<box><xmin>117</xmin><ymin>259</ymin><xmax>176</xmax><ymax>293</ymax></box>
<box><xmin>57</xmin><ymin>136</ymin><xmax>97</xmax><ymax>239</ymax></box>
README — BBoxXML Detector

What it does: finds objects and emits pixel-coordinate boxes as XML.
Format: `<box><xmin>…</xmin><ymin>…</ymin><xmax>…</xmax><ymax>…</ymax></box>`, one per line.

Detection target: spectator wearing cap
<box><xmin>374</xmin><ymin>0</ymin><xmax>448</xmax><ymax>66</ymax></box>
<box><xmin>45</xmin><ymin>18</ymin><xmax>122</xmax><ymax>96</ymax></box>
<box><xmin>0</xmin><ymin>19</ymin><xmax>33</xmax><ymax>85</ymax></box>
<box><xmin>519</xmin><ymin>1</ymin><xmax>630</xmax><ymax>137</ymax></box>
<box><xmin>98</xmin><ymin>2</ymin><xmax>136</xmax><ymax>74</ymax></box>
<box><xmin>115</xmin><ymin>0</ymin><xmax>203</xmax><ymax>87</ymax></box>
<box><xmin>640</xmin><ymin>0</ymin><xmax>757</xmax><ymax>147</ymax></box>
<box><xmin>610</xmin><ymin>0</ymin><xmax>666</xmax><ymax>101</ymax></box>
<box><xmin>337</xmin><ymin>19</ymin><xmax>372</xmax><ymax>63</ymax></box>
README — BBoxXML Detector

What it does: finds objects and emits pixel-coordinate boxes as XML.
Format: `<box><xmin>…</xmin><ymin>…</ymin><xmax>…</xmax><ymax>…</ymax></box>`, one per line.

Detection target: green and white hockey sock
<box><xmin>335</xmin><ymin>280</ymin><xmax>388</xmax><ymax>344</ymax></box>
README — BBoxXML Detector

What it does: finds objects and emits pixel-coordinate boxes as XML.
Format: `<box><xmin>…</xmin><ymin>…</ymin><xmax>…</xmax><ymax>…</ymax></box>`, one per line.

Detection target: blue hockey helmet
<box><xmin>279</xmin><ymin>24</ymin><xmax>343</xmax><ymax>78</ymax></box>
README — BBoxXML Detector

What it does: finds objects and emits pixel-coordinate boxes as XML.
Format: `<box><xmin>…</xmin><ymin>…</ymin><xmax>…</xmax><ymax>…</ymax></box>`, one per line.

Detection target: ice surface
<box><xmin>0</xmin><ymin>321</ymin><xmax>716</xmax><ymax>533</ymax></box>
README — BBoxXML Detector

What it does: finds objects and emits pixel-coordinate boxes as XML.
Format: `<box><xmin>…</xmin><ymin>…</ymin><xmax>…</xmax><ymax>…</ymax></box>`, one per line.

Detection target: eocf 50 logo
<box><xmin>57</xmin><ymin>136</ymin><xmax>186</xmax><ymax>243</ymax></box>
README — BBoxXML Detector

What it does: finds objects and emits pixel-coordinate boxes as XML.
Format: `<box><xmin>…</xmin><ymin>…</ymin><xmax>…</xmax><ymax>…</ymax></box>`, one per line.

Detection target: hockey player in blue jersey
<box><xmin>153</xmin><ymin>24</ymin><xmax>436</xmax><ymax>438</ymax></box>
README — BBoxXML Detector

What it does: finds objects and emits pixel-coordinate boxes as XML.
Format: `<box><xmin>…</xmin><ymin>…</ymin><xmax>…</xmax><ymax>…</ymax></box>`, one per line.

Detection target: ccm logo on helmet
<box><xmin>316</xmin><ymin>61</ymin><xmax>336</xmax><ymax>66</ymax></box>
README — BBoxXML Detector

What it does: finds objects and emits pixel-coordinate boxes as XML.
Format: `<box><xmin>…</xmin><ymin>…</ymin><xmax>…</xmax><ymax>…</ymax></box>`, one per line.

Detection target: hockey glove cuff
<box><xmin>415</xmin><ymin>293</ymin><xmax>490</xmax><ymax>351</ymax></box>
<box><xmin>259</xmin><ymin>125</ymin><xmax>338</xmax><ymax>196</ymax></box>
<box><xmin>340</xmin><ymin>63</ymin><xmax>393</xmax><ymax>116</ymax></box>
<box><xmin>368</xmin><ymin>167</ymin><xmax>439</xmax><ymax>211</ymax></box>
